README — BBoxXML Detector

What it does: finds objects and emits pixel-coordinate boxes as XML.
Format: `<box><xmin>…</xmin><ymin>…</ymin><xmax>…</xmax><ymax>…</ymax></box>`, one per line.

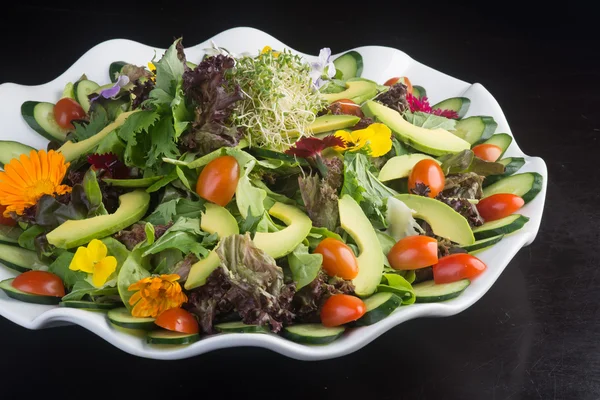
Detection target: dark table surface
<box><xmin>2</xmin><ymin>3</ymin><xmax>599</xmax><ymax>399</ymax></box>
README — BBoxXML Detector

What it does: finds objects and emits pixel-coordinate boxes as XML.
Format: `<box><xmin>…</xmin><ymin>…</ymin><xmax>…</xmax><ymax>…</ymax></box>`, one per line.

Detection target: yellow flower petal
<box><xmin>87</xmin><ymin>239</ymin><xmax>107</xmax><ymax>263</ymax></box>
<box><xmin>92</xmin><ymin>256</ymin><xmax>117</xmax><ymax>288</ymax></box>
<box><xmin>334</xmin><ymin>130</ymin><xmax>353</xmax><ymax>152</ymax></box>
<box><xmin>365</xmin><ymin>123</ymin><xmax>393</xmax><ymax>157</ymax></box>
<box><xmin>70</xmin><ymin>247</ymin><xmax>94</xmax><ymax>273</ymax></box>
<box><xmin>261</xmin><ymin>46</ymin><xmax>272</xmax><ymax>54</ymax></box>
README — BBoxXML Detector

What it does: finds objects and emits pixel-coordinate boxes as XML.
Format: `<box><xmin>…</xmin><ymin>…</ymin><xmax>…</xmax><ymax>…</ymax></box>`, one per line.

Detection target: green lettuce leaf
<box><xmin>438</xmin><ymin>150</ymin><xmax>505</xmax><ymax>176</ymax></box>
<box><xmin>404</xmin><ymin>111</ymin><xmax>456</xmax><ymax>130</ymax></box>
<box><xmin>48</xmin><ymin>252</ymin><xmax>85</xmax><ymax>289</ymax></box>
<box><xmin>72</xmin><ymin>105</ymin><xmax>108</xmax><ymax>142</ymax></box>
<box><xmin>61</xmin><ymin>281</ymin><xmax>119</xmax><ymax>302</ymax></box>
<box><xmin>287</xmin><ymin>243</ymin><xmax>322</xmax><ymax>290</ymax></box>
<box><xmin>117</xmin><ymin>248</ymin><xmax>151</xmax><ymax>310</ymax></box>
<box><xmin>379</xmin><ymin>273</ymin><xmax>415</xmax><ymax>305</ymax></box>
<box><xmin>235</xmin><ymin>160</ymin><xmax>267</xmax><ymax>220</ymax></box>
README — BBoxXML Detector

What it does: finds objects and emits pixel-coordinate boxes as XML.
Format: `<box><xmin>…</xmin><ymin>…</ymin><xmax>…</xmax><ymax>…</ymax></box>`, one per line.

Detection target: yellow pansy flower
<box><xmin>147</xmin><ymin>62</ymin><xmax>156</xmax><ymax>73</ymax></box>
<box><xmin>334</xmin><ymin>123</ymin><xmax>393</xmax><ymax>157</ymax></box>
<box><xmin>69</xmin><ymin>239</ymin><xmax>118</xmax><ymax>288</ymax></box>
<box><xmin>128</xmin><ymin>274</ymin><xmax>187</xmax><ymax>318</ymax></box>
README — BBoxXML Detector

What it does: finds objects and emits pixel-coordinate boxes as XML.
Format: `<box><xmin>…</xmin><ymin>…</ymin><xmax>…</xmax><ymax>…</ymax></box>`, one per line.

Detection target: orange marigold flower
<box><xmin>128</xmin><ymin>274</ymin><xmax>187</xmax><ymax>318</ymax></box>
<box><xmin>0</xmin><ymin>149</ymin><xmax>71</xmax><ymax>217</ymax></box>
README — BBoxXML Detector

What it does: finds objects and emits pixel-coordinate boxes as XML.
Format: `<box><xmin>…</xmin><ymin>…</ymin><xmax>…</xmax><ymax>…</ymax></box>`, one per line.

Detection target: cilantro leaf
<box><xmin>72</xmin><ymin>105</ymin><xmax>108</xmax><ymax>142</ymax></box>
<box><xmin>146</xmin><ymin>115</ymin><xmax>180</xmax><ymax>167</ymax></box>
<box><xmin>150</xmin><ymin>38</ymin><xmax>186</xmax><ymax>110</ymax></box>
<box><xmin>117</xmin><ymin>110</ymin><xmax>160</xmax><ymax>145</ymax></box>
<box><xmin>404</xmin><ymin>111</ymin><xmax>457</xmax><ymax>130</ymax></box>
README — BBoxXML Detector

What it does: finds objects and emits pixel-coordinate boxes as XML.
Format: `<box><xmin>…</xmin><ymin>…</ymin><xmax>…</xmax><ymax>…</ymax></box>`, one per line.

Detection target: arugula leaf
<box><xmin>404</xmin><ymin>111</ymin><xmax>457</xmax><ymax>130</ymax></box>
<box><xmin>145</xmin><ymin>197</ymin><xmax>206</xmax><ymax>225</ymax></box>
<box><xmin>18</xmin><ymin>225</ymin><xmax>45</xmax><ymax>251</ymax></box>
<box><xmin>341</xmin><ymin>152</ymin><xmax>397</xmax><ymax>228</ymax></box>
<box><xmin>438</xmin><ymin>150</ymin><xmax>505</xmax><ymax>176</ymax></box>
<box><xmin>61</xmin><ymin>281</ymin><xmax>119</xmax><ymax>302</ymax></box>
<box><xmin>72</xmin><ymin>105</ymin><xmax>108</xmax><ymax>142</ymax></box>
<box><xmin>141</xmin><ymin>218</ymin><xmax>215</xmax><ymax>258</ymax></box>
<box><xmin>48</xmin><ymin>252</ymin><xmax>85</xmax><ymax>289</ymax></box>
<box><xmin>287</xmin><ymin>243</ymin><xmax>323</xmax><ymax>290</ymax></box>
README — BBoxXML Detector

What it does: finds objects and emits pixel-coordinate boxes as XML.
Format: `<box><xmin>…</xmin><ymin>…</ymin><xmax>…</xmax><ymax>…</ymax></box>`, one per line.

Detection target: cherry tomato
<box><xmin>383</xmin><ymin>77</ymin><xmax>413</xmax><ymax>94</ymax></box>
<box><xmin>195</xmin><ymin>155</ymin><xmax>240</xmax><ymax>206</ymax></box>
<box><xmin>408</xmin><ymin>159</ymin><xmax>445</xmax><ymax>198</ymax></box>
<box><xmin>476</xmin><ymin>194</ymin><xmax>524</xmax><ymax>222</ymax></box>
<box><xmin>53</xmin><ymin>98</ymin><xmax>86</xmax><ymax>130</ymax></box>
<box><xmin>330</xmin><ymin>99</ymin><xmax>364</xmax><ymax>118</ymax></box>
<box><xmin>12</xmin><ymin>271</ymin><xmax>65</xmax><ymax>297</ymax></box>
<box><xmin>472</xmin><ymin>144</ymin><xmax>502</xmax><ymax>162</ymax></box>
<box><xmin>387</xmin><ymin>235</ymin><xmax>438</xmax><ymax>270</ymax></box>
<box><xmin>155</xmin><ymin>307</ymin><xmax>199</xmax><ymax>334</ymax></box>
<box><xmin>433</xmin><ymin>253</ymin><xmax>487</xmax><ymax>284</ymax></box>
<box><xmin>0</xmin><ymin>205</ymin><xmax>17</xmax><ymax>226</ymax></box>
<box><xmin>321</xmin><ymin>294</ymin><xmax>366</xmax><ymax>327</ymax></box>
<box><xmin>314</xmin><ymin>238</ymin><xmax>359</xmax><ymax>280</ymax></box>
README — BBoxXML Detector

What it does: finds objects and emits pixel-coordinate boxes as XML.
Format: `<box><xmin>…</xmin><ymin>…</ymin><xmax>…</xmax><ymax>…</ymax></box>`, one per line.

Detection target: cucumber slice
<box><xmin>412</xmin><ymin>85</ymin><xmax>426</xmax><ymax>99</ymax></box>
<box><xmin>0</xmin><ymin>243</ymin><xmax>45</xmax><ymax>272</ymax></box>
<box><xmin>333</xmin><ymin>51</ymin><xmax>363</xmax><ymax>80</ymax></box>
<box><xmin>107</xmin><ymin>307</ymin><xmax>157</xmax><ymax>330</ymax></box>
<box><xmin>483</xmin><ymin>157</ymin><xmax>526</xmax><ymax>187</ymax></box>
<box><xmin>109</xmin><ymin>61</ymin><xmax>128</xmax><ymax>83</ymax></box>
<box><xmin>0</xmin><ymin>141</ymin><xmax>35</xmax><ymax>168</ymax></box>
<box><xmin>102</xmin><ymin>176</ymin><xmax>163</xmax><ymax>188</ymax></box>
<box><xmin>355</xmin><ymin>292</ymin><xmax>402</xmax><ymax>326</ymax></box>
<box><xmin>483</xmin><ymin>172</ymin><xmax>543</xmax><ymax>203</ymax></box>
<box><xmin>0</xmin><ymin>225</ymin><xmax>23</xmax><ymax>245</ymax></box>
<box><xmin>147</xmin><ymin>329</ymin><xmax>200</xmax><ymax>345</ymax></box>
<box><xmin>461</xmin><ymin>235</ymin><xmax>504</xmax><ymax>252</ymax></box>
<box><xmin>60</xmin><ymin>300</ymin><xmax>121</xmax><ymax>311</ymax></box>
<box><xmin>480</xmin><ymin>133</ymin><xmax>512</xmax><ymax>157</ymax></box>
<box><xmin>21</xmin><ymin>101</ymin><xmax>69</xmax><ymax>142</ymax></box>
<box><xmin>414</xmin><ymin>279</ymin><xmax>470</xmax><ymax>303</ymax></box>
<box><xmin>0</xmin><ymin>278</ymin><xmax>61</xmax><ymax>305</ymax></box>
<box><xmin>74</xmin><ymin>79</ymin><xmax>100</xmax><ymax>113</ymax></box>
<box><xmin>472</xmin><ymin>214</ymin><xmax>529</xmax><ymax>239</ymax></box>
<box><xmin>451</xmin><ymin>116</ymin><xmax>497</xmax><ymax>144</ymax></box>
<box><xmin>214</xmin><ymin>321</ymin><xmax>269</xmax><ymax>333</ymax></box>
<box><xmin>282</xmin><ymin>324</ymin><xmax>345</xmax><ymax>345</ymax></box>
<box><xmin>432</xmin><ymin>97</ymin><xmax>470</xmax><ymax>119</ymax></box>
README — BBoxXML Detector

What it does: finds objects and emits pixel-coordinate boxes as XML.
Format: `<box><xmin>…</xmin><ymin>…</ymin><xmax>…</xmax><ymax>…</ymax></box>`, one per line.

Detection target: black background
<box><xmin>2</xmin><ymin>2</ymin><xmax>599</xmax><ymax>399</ymax></box>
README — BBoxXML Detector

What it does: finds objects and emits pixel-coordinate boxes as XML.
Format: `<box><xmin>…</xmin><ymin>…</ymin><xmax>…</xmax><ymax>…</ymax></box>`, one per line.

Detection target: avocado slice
<box><xmin>253</xmin><ymin>202</ymin><xmax>312</xmax><ymax>259</ymax></box>
<box><xmin>46</xmin><ymin>190</ymin><xmax>150</xmax><ymax>249</ymax></box>
<box><xmin>338</xmin><ymin>195</ymin><xmax>385</xmax><ymax>297</ymax></box>
<box><xmin>308</xmin><ymin>114</ymin><xmax>360</xmax><ymax>134</ymax></box>
<box><xmin>201</xmin><ymin>203</ymin><xmax>239</xmax><ymax>238</ymax></box>
<box><xmin>394</xmin><ymin>194</ymin><xmax>475</xmax><ymax>245</ymax></box>
<box><xmin>362</xmin><ymin>100</ymin><xmax>471</xmax><ymax>156</ymax></box>
<box><xmin>378</xmin><ymin>154</ymin><xmax>440</xmax><ymax>182</ymax></box>
<box><xmin>322</xmin><ymin>80</ymin><xmax>378</xmax><ymax>104</ymax></box>
<box><xmin>58</xmin><ymin>110</ymin><xmax>139</xmax><ymax>162</ymax></box>
<box><xmin>186</xmin><ymin>202</ymin><xmax>312</xmax><ymax>290</ymax></box>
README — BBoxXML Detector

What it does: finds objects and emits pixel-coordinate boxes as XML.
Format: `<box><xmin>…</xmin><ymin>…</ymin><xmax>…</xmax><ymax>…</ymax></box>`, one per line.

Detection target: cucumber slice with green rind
<box><xmin>333</xmin><ymin>51</ymin><xmax>363</xmax><ymax>80</ymax></box>
<box><xmin>0</xmin><ymin>278</ymin><xmax>61</xmax><ymax>305</ymax></box>
<box><xmin>21</xmin><ymin>101</ymin><xmax>69</xmax><ymax>142</ymax></box>
<box><xmin>282</xmin><ymin>324</ymin><xmax>345</xmax><ymax>345</ymax></box>
<box><xmin>432</xmin><ymin>97</ymin><xmax>471</xmax><ymax>119</ymax></box>
<box><xmin>0</xmin><ymin>243</ymin><xmax>45</xmax><ymax>273</ymax></box>
<box><xmin>472</xmin><ymin>214</ymin><xmax>529</xmax><ymax>240</ymax></box>
<box><xmin>107</xmin><ymin>307</ymin><xmax>156</xmax><ymax>330</ymax></box>
<box><xmin>452</xmin><ymin>116</ymin><xmax>497</xmax><ymax>144</ymax></box>
<box><xmin>60</xmin><ymin>300</ymin><xmax>121</xmax><ymax>311</ymax></box>
<box><xmin>0</xmin><ymin>225</ymin><xmax>23</xmax><ymax>245</ymax></box>
<box><xmin>74</xmin><ymin>79</ymin><xmax>100</xmax><ymax>113</ymax></box>
<box><xmin>483</xmin><ymin>172</ymin><xmax>543</xmax><ymax>203</ymax></box>
<box><xmin>214</xmin><ymin>321</ymin><xmax>269</xmax><ymax>333</ymax></box>
<box><xmin>479</xmin><ymin>133</ymin><xmax>513</xmax><ymax>157</ymax></box>
<box><xmin>355</xmin><ymin>292</ymin><xmax>402</xmax><ymax>326</ymax></box>
<box><xmin>483</xmin><ymin>157</ymin><xmax>526</xmax><ymax>187</ymax></box>
<box><xmin>109</xmin><ymin>61</ymin><xmax>128</xmax><ymax>83</ymax></box>
<box><xmin>461</xmin><ymin>234</ymin><xmax>505</xmax><ymax>252</ymax></box>
<box><xmin>0</xmin><ymin>141</ymin><xmax>35</xmax><ymax>168</ymax></box>
<box><xmin>414</xmin><ymin>279</ymin><xmax>470</xmax><ymax>303</ymax></box>
<box><xmin>146</xmin><ymin>329</ymin><xmax>200</xmax><ymax>345</ymax></box>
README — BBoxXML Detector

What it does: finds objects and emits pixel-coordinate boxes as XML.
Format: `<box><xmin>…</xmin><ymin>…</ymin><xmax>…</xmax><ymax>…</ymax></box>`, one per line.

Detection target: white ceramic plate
<box><xmin>0</xmin><ymin>27</ymin><xmax>547</xmax><ymax>361</ymax></box>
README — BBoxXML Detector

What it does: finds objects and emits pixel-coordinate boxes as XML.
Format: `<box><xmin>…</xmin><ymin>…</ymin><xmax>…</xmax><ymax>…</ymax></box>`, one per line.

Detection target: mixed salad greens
<box><xmin>0</xmin><ymin>39</ymin><xmax>543</xmax><ymax>346</ymax></box>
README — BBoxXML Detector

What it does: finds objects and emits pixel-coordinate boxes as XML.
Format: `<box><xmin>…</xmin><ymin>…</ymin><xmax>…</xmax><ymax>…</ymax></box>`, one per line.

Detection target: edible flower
<box><xmin>0</xmin><ymin>150</ymin><xmax>71</xmax><ymax>217</ymax></box>
<box><xmin>261</xmin><ymin>46</ymin><xmax>280</xmax><ymax>58</ymax></box>
<box><xmin>406</xmin><ymin>93</ymin><xmax>460</xmax><ymax>119</ymax></box>
<box><xmin>91</xmin><ymin>75</ymin><xmax>130</xmax><ymax>102</ymax></box>
<box><xmin>87</xmin><ymin>153</ymin><xmax>130</xmax><ymax>179</ymax></box>
<box><xmin>310</xmin><ymin>48</ymin><xmax>336</xmax><ymax>89</ymax></box>
<box><xmin>334</xmin><ymin>123</ymin><xmax>393</xmax><ymax>157</ymax></box>
<box><xmin>285</xmin><ymin>135</ymin><xmax>345</xmax><ymax>178</ymax></box>
<box><xmin>147</xmin><ymin>62</ymin><xmax>156</xmax><ymax>74</ymax></box>
<box><xmin>128</xmin><ymin>274</ymin><xmax>187</xmax><ymax>318</ymax></box>
<box><xmin>69</xmin><ymin>239</ymin><xmax>117</xmax><ymax>288</ymax></box>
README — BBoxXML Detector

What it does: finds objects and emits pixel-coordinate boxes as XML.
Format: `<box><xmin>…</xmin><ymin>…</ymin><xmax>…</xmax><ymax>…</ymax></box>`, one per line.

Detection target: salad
<box><xmin>0</xmin><ymin>39</ymin><xmax>542</xmax><ymax>346</ymax></box>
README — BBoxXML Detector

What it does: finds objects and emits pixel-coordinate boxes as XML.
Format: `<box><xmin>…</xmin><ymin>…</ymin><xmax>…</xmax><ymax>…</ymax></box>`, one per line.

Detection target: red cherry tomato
<box><xmin>472</xmin><ymin>144</ymin><xmax>503</xmax><ymax>162</ymax></box>
<box><xmin>320</xmin><ymin>294</ymin><xmax>366</xmax><ymax>327</ymax></box>
<box><xmin>476</xmin><ymin>194</ymin><xmax>524</xmax><ymax>222</ymax></box>
<box><xmin>12</xmin><ymin>271</ymin><xmax>65</xmax><ymax>297</ymax></box>
<box><xmin>314</xmin><ymin>238</ymin><xmax>359</xmax><ymax>280</ymax></box>
<box><xmin>195</xmin><ymin>155</ymin><xmax>240</xmax><ymax>207</ymax></box>
<box><xmin>53</xmin><ymin>98</ymin><xmax>86</xmax><ymax>130</ymax></box>
<box><xmin>387</xmin><ymin>235</ymin><xmax>438</xmax><ymax>270</ymax></box>
<box><xmin>433</xmin><ymin>254</ymin><xmax>487</xmax><ymax>284</ymax></box>
<box><xmin>330</xmin><ymin>99</ymin><xmax>364</xmax><ymax>118</ymax></box>
<box><xmin>408</xmin><ymin>159</ymin><xmax>445</xmax><ymax>198</ymax></box>
<box><xmin>0</xmin><ymin>205</ymin><xmax>17</xmax><ymax>226</ymax></box>
<box><xmin>155</xmin><ymin>307</ymin><xmax>199</xmax><ymax>334</ymax></box>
